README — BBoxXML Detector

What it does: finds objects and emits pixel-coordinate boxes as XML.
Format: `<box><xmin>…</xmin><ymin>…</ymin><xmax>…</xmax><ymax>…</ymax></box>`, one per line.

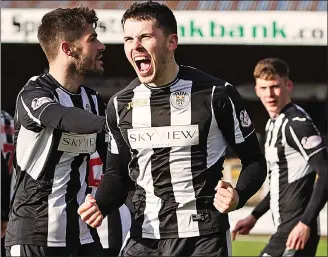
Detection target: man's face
<box><xmin>70</xmin><ymin>23</ymin><xmax>106</xmax><ymax>76</ymax></box>
<box><xmin>123</xmin><ymin>18</ymin><xmax>171</xmax><ymax>84</ymax></box>
<box><xmin>255</xmin><ymin>75</ymin><xmax>292</xmax><ymax>118</ymax></box>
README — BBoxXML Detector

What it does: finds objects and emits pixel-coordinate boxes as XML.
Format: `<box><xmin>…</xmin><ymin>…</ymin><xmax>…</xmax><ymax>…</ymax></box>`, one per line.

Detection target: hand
<box><xmin>1</xmin><ymin>220</ymin><xmax>8</xmax><ymax>238</ymax></box>
<box><xmin>231</xmin><ymin>215</ymin><xmax>257</xmax><ymax>240</ymax></box>
<box><xmin>78</xmin><ymin>194</ymin><xmax>103</xmax><ymax>228</ymax></box>
<box><xmin>286</xmin><ymin>221</ymin><xmax>310</xmax><ymax>251</ymax></box>
<box><xmin>213</xmin><ymin>180</ymin><xmax>239</xmax><ymax>214</ymax></box>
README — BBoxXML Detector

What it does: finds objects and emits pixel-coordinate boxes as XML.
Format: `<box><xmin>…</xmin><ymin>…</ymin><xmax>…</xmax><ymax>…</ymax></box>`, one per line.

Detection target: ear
<box><xmin>61</xmin><ymin>41</ymin><xmax>72</xmax><ymax>56</ymax></box>
<box><xmin>286</xmin><ymin>80</ymin><xmax>293</xmax><ymax>93</ymax></box>
<box><xmin>167</xmin><ymin>34</ymin><xmax>178</xmax><ymax>51</ymax></box>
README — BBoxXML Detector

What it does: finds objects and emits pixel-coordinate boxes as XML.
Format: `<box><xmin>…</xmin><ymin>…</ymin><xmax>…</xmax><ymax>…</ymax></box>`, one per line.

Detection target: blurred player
<box><xmin>1</xmin><ymin>152</ymin><xmax>10</xmax><ymax>257</ymax></box>
<box><xmin>1</xmin><ymin>110</ymin><xmax>15</xmax><ymax>175</ymax></box>
<box><xmin>5</xmin><ymin>7</ymin><xmax>108</xmax><ymax>256</ymax></box>
<box><xmin>1</xmin><ymin>110</ymin><xmax>15</xmax><ymax>257</ymax></box>
<box><xmin>232</xmin><ymin>58</ymin><xmax>328</xmax><ymax>256</ymax></box>
<box><xmin>78</xmin><ymin>2</ymin><xmax>267</xmax><ymax>256</ymax></box>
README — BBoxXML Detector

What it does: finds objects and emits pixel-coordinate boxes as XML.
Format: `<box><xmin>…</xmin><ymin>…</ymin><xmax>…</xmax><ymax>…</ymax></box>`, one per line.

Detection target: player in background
<box><xmin>1</xmin><ymin>110</ymin><xmax>15</xmax><ymax>257</ymax></box>
<box><xmin>232</xmin><ymin>58</ymin><xmax>328</xmax><ymax>257</ymax></box>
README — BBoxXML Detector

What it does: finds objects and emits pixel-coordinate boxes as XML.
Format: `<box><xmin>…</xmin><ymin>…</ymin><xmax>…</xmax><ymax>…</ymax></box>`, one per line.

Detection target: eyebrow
<box><xmin>123</xmin><ymin>33</ymin><xmax>154</xmax><ymax>40</ymax></box>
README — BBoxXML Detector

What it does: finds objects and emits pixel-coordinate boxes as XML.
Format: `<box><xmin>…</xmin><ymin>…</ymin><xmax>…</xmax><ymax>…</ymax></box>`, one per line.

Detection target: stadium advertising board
<box><xmin>1</xmin><ymin>9</ymin><xmax>326</xmax><ymax>45</ymax></box>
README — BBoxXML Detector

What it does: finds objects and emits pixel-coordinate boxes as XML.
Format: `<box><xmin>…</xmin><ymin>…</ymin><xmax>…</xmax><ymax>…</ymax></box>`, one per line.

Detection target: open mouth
<box><xmin>134</xmin><ymin>56</ymin><xmax>152</xmax><ymax>74</ymax></box>
<box><xmin>267</xmin><ymin>100</ymin><xmax>277</xmax><ymax>106</ymax></box>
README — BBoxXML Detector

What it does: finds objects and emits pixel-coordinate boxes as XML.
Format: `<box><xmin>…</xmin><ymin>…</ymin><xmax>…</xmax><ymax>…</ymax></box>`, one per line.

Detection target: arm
<box><xmin>95</xmin><ymin>97</ymin><xmax>133</xmax><ymax>217</ymax></box>
<box><xmin>251</xmin><ymin>191</ymin><xmax>270</xmax><ymax>219</ymax></box>
<box><xmin>231</xmin><ymin>191</ymin><xmax>270</xmax><ymax>240</ymax></box>
<box><xmin>285</xmin><ymin>118</ymin><xmax>328</xmax><ymax>226</ymax></box>
<box><xmin>17</xmin><ymin>85</ymin><xmax>105</xmax><ymax>134</ymax></box>
<box><xmin>214</xmin><ymin>83</ymin><xmax>267</xmax><ymax>209</ymax></box>
<box><xmin>301</xmin><ymin>152</ymin><xmax>328</xmax><ymax>225</ymax></box>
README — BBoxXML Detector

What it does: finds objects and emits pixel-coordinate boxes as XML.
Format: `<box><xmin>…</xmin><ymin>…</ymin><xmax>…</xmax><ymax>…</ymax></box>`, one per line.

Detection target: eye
<box><xmin>124</xmin><ymin>37</ymin><xmax>133</xmax><ymax>43</ymax></box>
<box><xmin>141</xmin><ymin>35</ymin><xmax>151</xmax><ymax>40</ymax></box>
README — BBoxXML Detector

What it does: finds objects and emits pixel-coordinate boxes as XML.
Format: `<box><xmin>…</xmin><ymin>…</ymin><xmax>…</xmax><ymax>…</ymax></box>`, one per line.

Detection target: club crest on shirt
<box><xmin>301</xmin><ymin>135</ymin><xmax>322</xmax><ymax>149</ymax></box>
<box><xmin>239</xmin><ymin>110</ymin><xmax>251</xmax><ymax>127</ymax></box>
<box><xmin>170</xmin><ymin>91</ymin><xmax>190</xmax><ymax>110</ymax></box>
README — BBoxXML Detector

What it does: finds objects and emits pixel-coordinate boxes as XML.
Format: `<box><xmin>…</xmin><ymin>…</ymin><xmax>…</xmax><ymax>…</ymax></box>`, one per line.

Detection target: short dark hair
<box><xmin>121</xmin><ymin>1</ymin><xmax>177</xmax><ymax>36</ymax></box>
<box><xmin>254</xmin><ymin>58</ymin><xmax>290</xmax><ymax>80</ymax></box>
<box><xmin>37</xmin><ymin>6</ymin><xmax>98</xmax><ymax>62</ymax></box>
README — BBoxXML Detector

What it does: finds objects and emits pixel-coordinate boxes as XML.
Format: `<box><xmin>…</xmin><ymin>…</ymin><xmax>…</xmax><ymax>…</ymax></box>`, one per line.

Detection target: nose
<box><xmin>264</xmin><ymin>87</ymin><xmax>274</xmax><ymax>98</ymax></box>
<box><xmin>268</xmin><ymin>87</ymin><xmax>275</xmax><ymax>97</ymax></box>
<box><xmin>98</xmin><ymin>41</ymin><xmax>106</xmax><ymax>52</ymax></box>
<box><xmin>131</xmin><ymin>38</ymin><xmax>143</xmax><ymax>51</ymax></box>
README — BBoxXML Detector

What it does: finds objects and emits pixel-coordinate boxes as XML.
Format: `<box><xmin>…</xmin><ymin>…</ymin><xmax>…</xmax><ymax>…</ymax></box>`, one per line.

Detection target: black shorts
<box><xmin>5</xmin><ymin>241</ymin><xmax>103</xmax><ymax>256</ymax></box>
<box><xmin>120</xmin><ymin>230</ymin><xmax>231</xmax><ymax>256</ymax></box>
<box><xmin>259</xmin><ymin>222</ymin><xmax>320</xmax><ymax>257</ymax></box>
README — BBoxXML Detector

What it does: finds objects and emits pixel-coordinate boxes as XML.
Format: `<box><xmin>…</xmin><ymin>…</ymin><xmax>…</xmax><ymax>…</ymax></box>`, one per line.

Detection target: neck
<box><xmin>148</xmin><ymin>59</ymin><xmax>179</xmax><ymax>87</ymax></box>
<box><xmin>49</xmin><ymin>61</ymin><xmax>83</xmax><ymax>93</ymax></box>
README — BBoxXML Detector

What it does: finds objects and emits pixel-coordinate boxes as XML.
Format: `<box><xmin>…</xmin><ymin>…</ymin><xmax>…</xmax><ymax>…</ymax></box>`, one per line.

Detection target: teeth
<box><xmin>134</xmin><ymin>57</ymin><xmax>148</xmax><ymax>61</ymax></box>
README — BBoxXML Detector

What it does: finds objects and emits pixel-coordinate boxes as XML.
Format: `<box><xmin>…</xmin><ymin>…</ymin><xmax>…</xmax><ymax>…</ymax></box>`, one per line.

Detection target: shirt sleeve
<box><xmin>251</xmin><ymin>191</ymin><xmax>270</xmax><ymax>219</ymax></box>
<box><xmin>285</xmin><ymin>117</ymin><xmax>326</xmax><ymax>160</ymax></box>
<box><xmin>285</xmin><ymin>117</ymin><xmax>328</xmax><ymax>226</ymax></box>
<box><xmin>95</xmin><ymin>97</ymin><xmax>133</xmax><ymax>216</ymax></box>
<box><xmin>213</xmin><ymin>83</ymin><xmax>267</xmax><ymax>209</ymax></box>
<box><xmin>17</xmin><ymin>84</ymin><xmax>105</xmax><ymax>134</ymax></box>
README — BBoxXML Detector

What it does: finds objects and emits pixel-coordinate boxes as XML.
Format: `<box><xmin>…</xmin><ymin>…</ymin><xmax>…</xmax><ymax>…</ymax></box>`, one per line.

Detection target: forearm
<box><xmin>40</xmin><ymin>104</ymin><xmax>105</xmax><ymax>134</ymax></box>
<box><xmin>251</xmin><ymin>191</ymin><xmax>270</xmax><ymax>219</ymax></box>
<box><xmin>235</xmin><ymin>156</ymin><xmax>267</xmax><ymax>209</ymax></box>
<box><xmin>95</xmin><ymin>172</ymin><xmax>128</xmax><ymax>217</ymax></box>
<box><xmin>95</xmin><ymin>151</ymin><xmax>131</xmax><ymax>216</ymax></box>
<box><xmin>301</xmin><ymin>151</ymin><xmax>328</xmax><ymax>226</ymax></box>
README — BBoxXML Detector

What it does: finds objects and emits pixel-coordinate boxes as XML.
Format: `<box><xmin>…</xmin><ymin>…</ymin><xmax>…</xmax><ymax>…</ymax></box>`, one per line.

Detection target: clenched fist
<box><xmin>213</xmin><ymin>180</ymin><xmax>239</xmax><ymax>214</ymax></box>
<box><xmin>78</xmin><ymin>194</ymin><xmax>103</xmax><ymax>228</ymax></box>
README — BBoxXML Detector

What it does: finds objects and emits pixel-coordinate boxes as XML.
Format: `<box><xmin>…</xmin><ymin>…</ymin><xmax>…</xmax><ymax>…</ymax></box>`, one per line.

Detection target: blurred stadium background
<box><xmin>1</xmin><ymin>1</ymin><xmax>327</xmax><ymax>256</ymax></box>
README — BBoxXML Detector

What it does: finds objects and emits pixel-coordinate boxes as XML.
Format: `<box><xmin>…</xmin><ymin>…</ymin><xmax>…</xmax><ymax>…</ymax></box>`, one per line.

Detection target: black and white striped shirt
<box><xmin>96</xmin><ymin>65</ymin><xmax>266</xmax><ymax>239</ymax></box>
<box><xmin>255</xmin><ymin>103</ymin><xmax>327</xmax><ymax>229</ymax></box>
<box><xmin>1</xmin><ymin>110</ymin><xmax>15</xmax><ymax>173</ymax></box>
<box><xmin>5</xmin><ymin>73</ymin><xmax>106</xmax><ymax>247</ymax></box>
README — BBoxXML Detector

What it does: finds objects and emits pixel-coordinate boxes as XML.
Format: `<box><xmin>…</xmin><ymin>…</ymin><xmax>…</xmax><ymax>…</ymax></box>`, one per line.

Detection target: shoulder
<box><xmin>178</xmin><ymin>65</ymin><xmax>227</xmax><ymax>87</ymax></box>
<box><xmin>178</xmin><ymin>65</ymin><xmax>235</xmax><ymax>101</ymax></box>
<box><xmin>284</xmin><ymin>104</ymin><xmax>314</xmax><ymax>128</ymax></box>
<box><xmin>285</xmin><ymin>104</ymin><xmax>310</xmax><ymax>120</ymax></box>
<box><xmin>1</xmin><ymin>110</ymin><xmax>13</xmax><ymax>120</ymax></box>
<box><xmin>20</xmin><ymin>74</ymin><xmax>56</xmax><ymax>95</ymax></box>
<box><xmin>108</xmin><ymin>77</ymin><xmax>140</xmax><ymax>105</ymax></box>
